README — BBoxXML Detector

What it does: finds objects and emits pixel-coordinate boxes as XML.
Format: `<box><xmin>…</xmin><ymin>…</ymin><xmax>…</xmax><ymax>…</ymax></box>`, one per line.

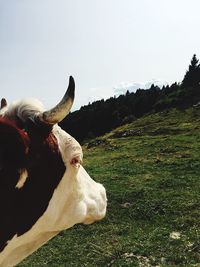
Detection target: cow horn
<box><xmin>1</xmin><ymin>98</ymin><xmax>7</xmax><ymax>109</ymax></box>
<box><xmin>38</xmin><ymin>76</ymin><xmax>75</xmax><ymax>124</ymax></box>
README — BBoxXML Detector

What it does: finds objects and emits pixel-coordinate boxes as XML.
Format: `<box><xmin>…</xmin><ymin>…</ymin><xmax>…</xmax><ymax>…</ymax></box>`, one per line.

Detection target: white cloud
<box><xmin>113</xmin><ymin>79</ymin><xmax>168</xmax><ymax>96</ymax></box>
<box><xmin>73</xmin><ymin>79</ymin><xmax>169</xmax><ymax>111</ymax></box>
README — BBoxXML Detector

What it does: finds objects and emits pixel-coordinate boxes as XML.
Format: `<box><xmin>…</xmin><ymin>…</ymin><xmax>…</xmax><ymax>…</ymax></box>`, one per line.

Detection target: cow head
<box><xmin>0</xmin><ymin>77</ymin><xmax>107</xmax><ymax>266</ymax></box>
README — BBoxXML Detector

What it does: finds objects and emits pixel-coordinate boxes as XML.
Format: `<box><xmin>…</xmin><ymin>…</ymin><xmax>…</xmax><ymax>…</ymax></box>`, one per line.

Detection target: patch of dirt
<box><xmin>87</xmin><ymin>139</ymin><xmax>116</xmax><ymax>150</ymax></box>
<box><xmin>112</xmin><ymin>128</ymin><xmax>143</xmax><ymax>138</ymax></box>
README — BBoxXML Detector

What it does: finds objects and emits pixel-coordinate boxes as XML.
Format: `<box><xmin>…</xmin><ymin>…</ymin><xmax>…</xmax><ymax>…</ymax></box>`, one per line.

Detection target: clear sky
<box><xmin>1</xmin><ymin>0</ymin><xmax>200</xmax><ymax>110</ymax></box>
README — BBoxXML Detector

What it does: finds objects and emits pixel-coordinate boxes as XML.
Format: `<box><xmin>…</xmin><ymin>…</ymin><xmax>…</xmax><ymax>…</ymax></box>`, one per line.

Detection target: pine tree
<box><xmin>182</xmin><ymin>54</ymin><xmax>200</xmax><ymax>87</ymax></box>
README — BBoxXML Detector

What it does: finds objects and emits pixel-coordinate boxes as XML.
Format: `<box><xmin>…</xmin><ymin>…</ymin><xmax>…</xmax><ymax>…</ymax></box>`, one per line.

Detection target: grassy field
<box><xmin>19</xmin><ymin>108</ymin><xmax>200</xmax><ymax>267</ymax></box>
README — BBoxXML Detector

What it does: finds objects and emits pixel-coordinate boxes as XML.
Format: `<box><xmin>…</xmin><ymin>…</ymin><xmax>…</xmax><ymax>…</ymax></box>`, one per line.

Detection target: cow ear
<box><xmin>1</xmin><ymin>98</ymin><xmax>7</xmax><ymax>109</ymax></box>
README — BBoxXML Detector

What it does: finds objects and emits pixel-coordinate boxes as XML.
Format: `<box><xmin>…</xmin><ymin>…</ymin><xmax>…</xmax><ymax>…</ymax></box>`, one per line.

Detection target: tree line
<box><xmin>60</xmin><ymin>54</ymin><xmax>200</xmax><ymax>142</ymax></box>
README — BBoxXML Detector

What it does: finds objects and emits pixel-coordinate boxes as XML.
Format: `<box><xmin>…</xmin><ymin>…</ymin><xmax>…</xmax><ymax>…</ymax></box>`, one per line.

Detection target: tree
<box><xmin>182</xmin><ymin>54</ymin><xmax>200</xmax><ymax>87</ymax></box>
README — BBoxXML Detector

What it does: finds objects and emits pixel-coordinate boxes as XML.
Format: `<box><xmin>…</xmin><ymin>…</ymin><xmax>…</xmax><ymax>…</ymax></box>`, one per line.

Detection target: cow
<box><xmin>0</xmin><ymin>76</ymin><xmax>107</xmax><ymax>267</ymax></box>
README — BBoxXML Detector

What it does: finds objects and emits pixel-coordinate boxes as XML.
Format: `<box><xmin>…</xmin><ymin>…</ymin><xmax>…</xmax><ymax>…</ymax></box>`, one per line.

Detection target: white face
<box><xmin>49</xmin><ymin>125</ymin><xmax>107</xmax><ymax>230</ymax></box>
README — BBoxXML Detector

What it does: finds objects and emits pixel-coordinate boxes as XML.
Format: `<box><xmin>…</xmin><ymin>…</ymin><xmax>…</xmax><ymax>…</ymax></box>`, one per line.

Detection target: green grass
<box><xmin>19</xmin><ymin>108</ymin><xmax>200</xmax><ymax>266</ymax></box>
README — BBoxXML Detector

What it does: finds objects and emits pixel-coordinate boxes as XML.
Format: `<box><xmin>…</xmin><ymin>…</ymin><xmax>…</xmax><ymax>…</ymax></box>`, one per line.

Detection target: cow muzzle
<box><xmin>81</xmin><ymin>174</ymin><xmax>107</xmax><ymax>225</ymax></box>
<box><xmin>83</xmin><ymin>184</ymin><xmax>107</xmax><ymax>225</ymax></box>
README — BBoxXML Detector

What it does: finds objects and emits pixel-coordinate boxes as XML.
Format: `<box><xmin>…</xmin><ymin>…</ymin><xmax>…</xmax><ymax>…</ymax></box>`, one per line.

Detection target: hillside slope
<box><xmin>19</xmin><ymin>108</ymin><xmax>200</xmax><ymax>267</ymax></box>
